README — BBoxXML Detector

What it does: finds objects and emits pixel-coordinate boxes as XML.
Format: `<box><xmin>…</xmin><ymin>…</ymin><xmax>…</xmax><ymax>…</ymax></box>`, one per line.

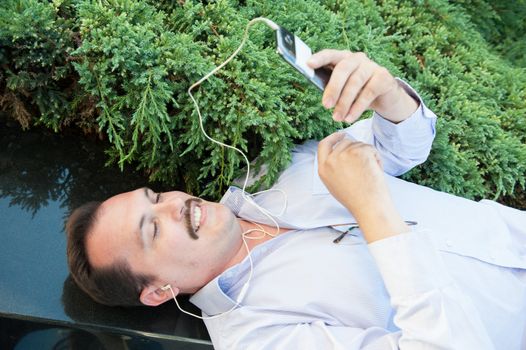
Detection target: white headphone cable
<box><xmin>167</xmin><ymin>17</ymin><xmax>284</xmax><ymax>320</ymax></box>
<box><xmin>164</xmin><ymin>226</ymin><xmax>255</xmax><ymax>320</ymax></box>
<box><xmin>187</xmin><ymin>17</ymin><xmax>284</xmax><ymax>237</ymax></box>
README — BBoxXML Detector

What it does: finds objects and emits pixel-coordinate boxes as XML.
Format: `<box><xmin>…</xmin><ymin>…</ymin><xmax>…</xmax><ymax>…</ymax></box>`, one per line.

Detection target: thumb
<box><xmin>317</xmin><ymin>132</ymin><xmax>345</xmax><ymax>164</ymax></box>
<box><xmin>307</xmin><ymin>49</ymin><xmax>348</xmax><ymax>68</ymax></box>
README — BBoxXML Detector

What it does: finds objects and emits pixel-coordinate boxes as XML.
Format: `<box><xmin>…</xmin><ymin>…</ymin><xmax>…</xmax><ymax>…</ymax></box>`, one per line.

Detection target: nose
<box><xmin>155</xmin><ymin>196</ymin><xmax>186</xmax><ymax>222</ymax></box>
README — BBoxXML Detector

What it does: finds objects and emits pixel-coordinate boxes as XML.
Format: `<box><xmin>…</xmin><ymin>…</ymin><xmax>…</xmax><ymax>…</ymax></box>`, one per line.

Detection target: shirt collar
<box><xmin>189</xmin><ymin>229</ymin><xmax>294</xmax><ymax>316</ymax></box>
<box><xmin>189</xmin><ymin>275</ymin><xmax>237</xmax><ymax>316</ymax></box>
<box><xmin>219</xmin><ymin>186</ymin><xmax>275</xmax><ymax>225</ymax></box>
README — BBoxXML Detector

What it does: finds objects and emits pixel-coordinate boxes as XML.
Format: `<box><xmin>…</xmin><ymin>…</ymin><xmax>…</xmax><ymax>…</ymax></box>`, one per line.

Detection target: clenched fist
<box><xmin>317</xmin><ymin>132</ymin><xmax>409</xmax><ymax>243</ymax></box>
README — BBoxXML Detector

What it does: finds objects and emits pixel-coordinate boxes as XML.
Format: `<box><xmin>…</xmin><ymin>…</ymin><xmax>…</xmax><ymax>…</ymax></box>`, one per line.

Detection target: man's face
<box><xmin>86</xmin><ymin>188</ymin><xmax>243</xmax><ymax>296</ymax></box>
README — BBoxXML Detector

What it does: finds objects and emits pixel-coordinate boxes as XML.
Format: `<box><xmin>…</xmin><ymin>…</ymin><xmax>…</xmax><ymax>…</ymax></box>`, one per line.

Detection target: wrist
<box><xmin>353</xmin><ymin>200</ymin><xmax>409</xmax><ymax>243</ymax></box>
<box><xmin>375</xmin><ymin>83</ymin><xmax>420</xmax><ymax>124</ymax></box>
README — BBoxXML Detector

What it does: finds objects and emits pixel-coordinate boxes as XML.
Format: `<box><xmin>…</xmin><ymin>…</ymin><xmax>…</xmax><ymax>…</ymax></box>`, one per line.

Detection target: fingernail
<box><xmin>333</xmin><ymin>111</ymin><xmax>342</xmax><ymax>121</ymax></box>
<box><xmin>323</xmin><ymin>97</ymin><xmax>333</xmax><ymax>109</ymax></box>
<box><xmin>344</xmin><ymin>114</ymin><xmax>354</xmax><ymax>123</ymax></box>
<box><xmin>307</xmin><ymin>56</ymin><xmax>318</xmax><ymax>66</ymax></box>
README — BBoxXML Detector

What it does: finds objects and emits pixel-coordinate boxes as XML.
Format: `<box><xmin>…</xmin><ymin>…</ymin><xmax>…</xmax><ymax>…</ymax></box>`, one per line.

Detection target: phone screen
<box><xmin>275</xmin><ymin>27</ymin><xmax>331</xmax><ymax>91</ymax></box>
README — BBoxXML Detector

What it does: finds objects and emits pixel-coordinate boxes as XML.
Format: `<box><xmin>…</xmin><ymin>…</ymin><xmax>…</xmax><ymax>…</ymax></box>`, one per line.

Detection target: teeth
<box><xmin>194</xmin><ymin>206</ymin><xmax>202</xmax><ymax>230</ymax></box>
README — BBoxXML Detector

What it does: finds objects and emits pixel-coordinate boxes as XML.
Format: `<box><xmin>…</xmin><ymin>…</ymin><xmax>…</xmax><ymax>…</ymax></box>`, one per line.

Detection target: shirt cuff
<box><xmin>368</xmin><ymin>229</ymin><xmax>454</xmax><ymax>298</ymax></box>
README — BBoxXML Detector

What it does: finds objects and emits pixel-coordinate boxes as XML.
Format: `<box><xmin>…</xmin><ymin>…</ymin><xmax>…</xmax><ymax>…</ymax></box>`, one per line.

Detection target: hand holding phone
<box><xmin>274</xmin><ymin>25</ymin><xmax>418</xmax><ymax>124</ymax></box>
<box><xmin>307</xmin><ymin>49</ymin><xmax>419</xmax><ymax>124</ymax></box>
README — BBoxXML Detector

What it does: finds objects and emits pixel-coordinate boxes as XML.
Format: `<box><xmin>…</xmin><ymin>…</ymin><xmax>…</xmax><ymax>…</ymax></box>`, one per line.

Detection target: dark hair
<box><xmin>65</xmin><ymin>201</ymin><xmax>155</xmax><ymax>306</ymax></box>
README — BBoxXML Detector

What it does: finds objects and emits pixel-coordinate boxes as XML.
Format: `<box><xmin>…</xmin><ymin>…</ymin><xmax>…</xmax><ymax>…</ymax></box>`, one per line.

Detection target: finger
<box><xmin>323</xmin><ymin>59</ymin><xmax>361</xmax><ymax>112</ymax></box>
<box><xmin>359</xmin><ymin>145</ymin><xmax>384</xmax><ymax>170</ymax></box>
<box><xmin>317</xmin><ymin>132</ymin><xmax>345</xmax><ymax>164</ymax></box>
<box><xmin>342</xmin><ymin>141</ymin><xmax>372</xmax><ymax>155</ymax></box>
<box><xmin>330</xmin><ymin>137</ymin><xmax>355</xmax><ymax>153</ymax></box>
<box><xmin>333</xmin><ymin>61</ymin><xmax>377</xmax><ymax>122</ymax></box>
<box><xmin>322</xmin><ymin>52</ymin><xmax>369</xmax><ymax>111</ymax></box>
<box><xmin>374</xmin><ymin>150</ymin><xmax>384</xmax><ymax>170</ymax></box>
<box><xmin>330</xmin><ymin>138</ymin><xmax>370</xmax><ymax>158</ymax></box>
<box><xmin>345</xmin><ymin>67</ymin><xmax>393</xmax><ymax>122</ymax></box>
<box><xmin>307</xmin><ymin>49</ymin><xmax>351</xmax><ymax>69</ymax></box>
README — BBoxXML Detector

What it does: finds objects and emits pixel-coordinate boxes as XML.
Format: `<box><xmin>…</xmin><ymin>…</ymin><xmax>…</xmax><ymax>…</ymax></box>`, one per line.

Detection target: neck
<box><xmin>225</xmin><ymin>219</ymin><xmax>291</xmax><ymax>269</ymax></box>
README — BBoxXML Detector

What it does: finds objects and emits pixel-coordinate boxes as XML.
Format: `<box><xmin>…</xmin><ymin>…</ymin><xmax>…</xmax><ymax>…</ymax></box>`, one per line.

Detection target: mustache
<box><xmin>184</xmin><ymin>198</ymin><xmax>202</xmax><ymax>240</ymax></box>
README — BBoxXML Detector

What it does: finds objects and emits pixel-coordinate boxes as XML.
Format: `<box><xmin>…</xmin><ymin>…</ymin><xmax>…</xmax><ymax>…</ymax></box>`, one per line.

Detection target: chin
<box><xmin>215</xmin><ymin>203</ymin><xmax>237</xmax><ymax>224</ymax></box>
<box><xmin>200</xmin><ymin>203</ymin><xmax>238</xmax><ymax>239</ymax></box>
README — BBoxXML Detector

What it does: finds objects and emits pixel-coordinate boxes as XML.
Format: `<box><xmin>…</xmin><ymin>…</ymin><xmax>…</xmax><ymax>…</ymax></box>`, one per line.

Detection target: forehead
<box><xmin>86</xmin><ymin>189</ymin><xmax>147</xmax><ymax>268</ymax></box>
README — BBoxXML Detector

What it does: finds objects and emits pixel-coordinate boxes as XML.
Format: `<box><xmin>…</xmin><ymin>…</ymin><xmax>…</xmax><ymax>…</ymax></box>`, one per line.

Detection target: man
<box><xmin>66</xmin><ymin>49</ymin><xmax>526</xmax><ymax>349</ymax></box>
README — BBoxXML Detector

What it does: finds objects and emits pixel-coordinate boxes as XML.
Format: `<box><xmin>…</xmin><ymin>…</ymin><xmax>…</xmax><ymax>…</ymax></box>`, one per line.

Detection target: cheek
<box><xmin>159</xmin><ymin>220</ymin><xmax>186</xmax><ymax>246</ymax></box>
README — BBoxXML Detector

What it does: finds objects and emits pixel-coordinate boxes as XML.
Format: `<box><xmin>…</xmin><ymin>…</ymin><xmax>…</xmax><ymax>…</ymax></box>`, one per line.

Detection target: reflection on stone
<box><xmin>0</xmin><ymin>118</ymin><xmax>211</xmax><ymax>347</ymax></box>
<box><xmin>0</xmin><ymin>118</ymin><xmax>164</xmax><ymax>216</ymax></box>
<box><xmin>61</xmin><ymin>276</ymin><xmax>209</xmax><ymax>339</ymax></box>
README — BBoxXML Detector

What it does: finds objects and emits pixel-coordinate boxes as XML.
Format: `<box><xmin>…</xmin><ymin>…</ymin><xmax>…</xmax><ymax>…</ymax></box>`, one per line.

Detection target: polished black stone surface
<box><xmin>0</xmin><ymin>119</ymin><xmax>212</xmax><ymax>349</ymax></box>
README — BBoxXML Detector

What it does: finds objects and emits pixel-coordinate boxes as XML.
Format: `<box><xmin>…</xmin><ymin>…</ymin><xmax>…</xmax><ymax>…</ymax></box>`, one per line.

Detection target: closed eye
<box><xmin>153</xmin><ymin>192</ymin><xmax>162</xmax><ymax>239</ymax></box>
<box><xmin>153</xmin><ymin>220</ymin><xmax>159</xmax><ymax>239</ymax></box>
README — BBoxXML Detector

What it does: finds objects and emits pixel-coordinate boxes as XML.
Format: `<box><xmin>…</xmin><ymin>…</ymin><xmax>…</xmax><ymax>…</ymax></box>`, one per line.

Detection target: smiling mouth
<box><xmin>184</xmin><ymin>198</ymin><xmax>203</xmax><ymax>240</ymax></box>
<box><xmin>193</xmin><ymin>205</ymin><xmax>202</xmax><ymax>232</ymax></box>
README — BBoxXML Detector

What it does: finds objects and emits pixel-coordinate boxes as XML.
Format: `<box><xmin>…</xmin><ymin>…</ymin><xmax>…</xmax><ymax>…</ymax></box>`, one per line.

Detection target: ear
<box><xmin>139</xmin><ymin>284</ymin><xmax>179</xmax><ymax>306</ymax></box>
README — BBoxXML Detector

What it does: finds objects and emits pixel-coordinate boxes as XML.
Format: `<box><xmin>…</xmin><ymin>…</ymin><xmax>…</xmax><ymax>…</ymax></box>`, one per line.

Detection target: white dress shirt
<box><xmin>190</xmin><ymin>81</ymin><xmax>526</xmax><ymax>349</ymax></box>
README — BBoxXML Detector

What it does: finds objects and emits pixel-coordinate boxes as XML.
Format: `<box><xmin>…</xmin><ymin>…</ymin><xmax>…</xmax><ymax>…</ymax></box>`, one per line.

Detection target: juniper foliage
<box><xmin>1</xmin><ymin>0</ymin><xmax>525</xmax><ymax>204</ymax></box>
<box><xmin>0</xmin><ymin>0</ymin><xmax>76</xmax><ymax>130</ymax></box>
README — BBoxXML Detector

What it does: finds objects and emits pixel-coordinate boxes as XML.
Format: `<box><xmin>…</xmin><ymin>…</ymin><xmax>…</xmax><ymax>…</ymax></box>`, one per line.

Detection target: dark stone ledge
<box><xmin>0</xmin><ymin>120</ymin><xmax>212</xmax><ymax>349</ymax></box>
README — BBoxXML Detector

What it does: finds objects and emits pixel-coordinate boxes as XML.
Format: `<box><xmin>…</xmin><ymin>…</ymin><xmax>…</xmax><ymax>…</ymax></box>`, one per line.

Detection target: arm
<box><xmin>210</xmin><ymin>278</ymin><xmax>494</xmax><ymax>350</ymax></box>
<box><xmin>308</xmin><ymin>50</ymin><xmax>437</xmax><ymax>176</ymax></box>
<box><xmin>213</xmin><ymin>316</ymin><xmax>415</xmax><ymax>349</ymax></box>
<box><xmin>311</xmin><ymin>135</ymin><xmax>494</xmax><ymax>349</ymax></box>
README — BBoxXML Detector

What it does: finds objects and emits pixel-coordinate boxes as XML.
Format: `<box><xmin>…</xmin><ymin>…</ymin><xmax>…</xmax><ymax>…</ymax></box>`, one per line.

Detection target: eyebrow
<box><xmin>138</xmin><ymin>187</ymin><xmax>151</xmax><ymax>249</ymax></box>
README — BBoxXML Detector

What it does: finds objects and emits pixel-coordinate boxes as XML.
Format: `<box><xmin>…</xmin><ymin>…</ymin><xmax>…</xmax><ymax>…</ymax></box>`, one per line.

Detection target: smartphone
<box><xmin>275</xmin><ymin>27</ymin><xmax>332</xmax><ymax>91</ymax></box>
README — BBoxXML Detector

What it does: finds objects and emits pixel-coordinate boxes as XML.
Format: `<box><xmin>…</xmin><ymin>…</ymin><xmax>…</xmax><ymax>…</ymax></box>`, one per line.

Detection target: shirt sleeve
<box><xmin>367</xmin><ymin>229</ymin><xmax>495</xmax><ymax>350</ymax></box>
<box><xmin>206</xmin><ymin>231</ymin><xmax>495</xmax><ymax>350</ymax></box>
<box><xmin>343</xmin><ymin>78</ymin><xmax>437</xmax><ymax>176</ymax></box>
<box><xmin>214</xmin><ymin>316</ymin><xmax>403</xmax><ymax>350</ymax></box>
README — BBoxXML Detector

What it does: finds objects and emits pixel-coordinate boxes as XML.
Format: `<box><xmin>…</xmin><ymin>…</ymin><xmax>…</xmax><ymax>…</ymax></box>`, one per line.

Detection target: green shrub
<box><xmin>1</xmin><ymin>0</ymin><xmax>525</xmax><ymax>205</ymax></box>
<box><xmin>0</xmin><ymin>0</ymin><xmax>78</xmax><ymax>130</ymax></box>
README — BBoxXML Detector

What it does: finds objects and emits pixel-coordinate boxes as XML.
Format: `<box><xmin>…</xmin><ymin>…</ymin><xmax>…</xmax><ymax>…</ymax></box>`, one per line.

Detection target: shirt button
<box><xmin>445</xmin><ymin>239</ymin><xmax>453</xmax><ymax>247</ymax></box>
<box><xmin>488</xmin><ymin>251</ymin><xmax>496</xmax><ymax>261</ymax></box>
